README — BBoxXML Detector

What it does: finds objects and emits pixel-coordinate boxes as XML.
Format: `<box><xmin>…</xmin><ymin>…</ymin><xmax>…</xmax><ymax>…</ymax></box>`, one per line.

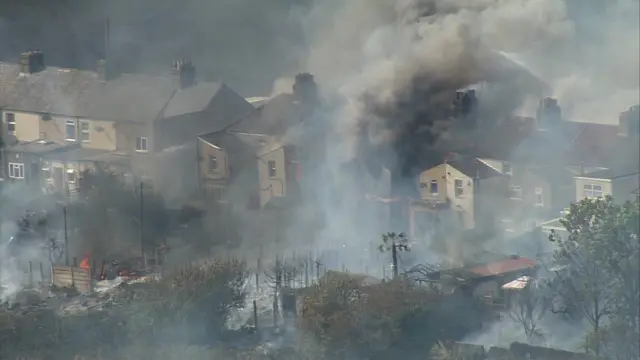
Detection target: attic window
<box><xmin>5</xmin><ymin>113</ymin><xmax>16</xmax><ymax>134</ymax></box>
<box><xmin>430</xmin><ymin>180</ymin><xmax>438</xmax><ymax>195</ymax></box>
<box><xmin>135</xmin><ymin>137</ymin><xmax>148</xmax><ymax>152</ymax></box>
<box><xmin>454</xmin><ymin>179</ymin><xmax>464</xmax><ymax>197</ymax></box>
<box><xmin>503</xmin><ymin>162</ymin><xmax>512</xmax><ymax>176</ymax></box>
<box><xmin>509</xmin><ymin>185</ymin><xmax>522</xmax><ymax>200</ymax></box>
<box><xmin>65</xmin><ymin>120</ymin><xmax>76</xmax><ymax>140</ymax></box>
<box><xmin>79</xmin><ymin>121</ymin><xmax>90</xmax><ymax>142</ymax></box>
<box><xmin>209</xmin><ymin>155</ymin><xmax>218</xmax><ymax>172</ymax></box>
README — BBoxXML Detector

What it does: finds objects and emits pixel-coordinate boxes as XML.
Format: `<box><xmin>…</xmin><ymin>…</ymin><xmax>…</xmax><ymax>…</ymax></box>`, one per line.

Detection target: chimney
<box><xmin>292</xmin><ymin>73</ymin><xmax>318</xmax><ymax>105</ymax></box>
<box><xmin>536</xmin><ymin>97</ymin><xmax>562</xmax><ymax>129</ymax></box>
<box><xmin>618</xmin><ymin>105</ymin><xmax>639</xmax><ymax>137</ymax></box>
<box><xmin>171</xmin><ymin>59</ymin><xmax>196</xmax><ymax>89</ymax></box>
<box><xmin>19</xmin><ymin>50</ymin><xmax>45</xmax><ymax>74</ymax></box>
<box><xmin>95</xmin><ymin>58</ymin><xmax>115</xmax><ymax>82</ymax></box>
<box><xmin>454</xmin><ymin>89</ymin><xmax>478</xmax><ymax>128</ymax></box>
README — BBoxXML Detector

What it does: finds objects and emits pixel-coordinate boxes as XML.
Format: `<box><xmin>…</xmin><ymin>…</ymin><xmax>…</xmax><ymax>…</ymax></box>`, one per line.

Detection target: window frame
<box><xmin>268</xmin><ymin>160</ymin><xmax>277</xmax><ymax>178</ymax></box>
<box><xmin>65</xmin><ymin>119</ymin><xmax>77</xmax><ymax>141</ymax></box>
<box><xmin>534</xmin><ymin>187</ymin><xmax>544</xmax><ymax>206</ymax></box>
<box><xmin>209</xmin><ymin>155</ymin><xmax>218</xmax><ymax>172</ymax></box>
<box><xmin>501</xmin><ymin>218</ymin><xmax>515</xmax><ymax>232</ymax></box>
<box><xmin>503</xmin><ymin>162</ymin><xmax>512</xmax><ymax>176</ymax></box>
<box><xmin>5</xmin><ymin>112</ymin><xmax>16</xmax><ymax>134</ymax></box>
<box><xmin>135</xmin><ymin>137</ymin><xmax>148</xmax><ymax>152</ymax></box>
<box><xmin>429</xmin><ymin>179</ymin><xmax>438</xmax><ymax>195</ymax></box>
<box><xmin>583</xmin><ymin>183</ymin><xmax>603</xmax><ymax>198</ymax></box>
<box><xmin>79</xmin><ymin>121</ymin><xmax>91</xmax><ymax>142</ymax></box>
<box><xmin>66</xmin><ymin>170</ymin><xmax>76</xmax><ymax>184</ymax></box>
<box><xmin>454</xmin><ymin>178</ymin><xmax>464</xmax><ymax>197</ymax></box>
<box><xmin>8</xmin><ymin>162</ymin><xmax>24</xmax><ymax>179</ymax></box>
<box><xmin>509</xmin><ymin>185</ymin><xmax>523</xmax><ymax>200</ymax></box>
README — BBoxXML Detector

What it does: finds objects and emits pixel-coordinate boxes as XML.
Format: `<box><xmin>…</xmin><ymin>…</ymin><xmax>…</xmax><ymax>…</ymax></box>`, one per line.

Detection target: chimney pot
<box><xmin>536</xmin><ymin>97</ymin><xmax>562</xmax><ymax>129</ymax></box>
<box><xmin>19</xmin><ymin>50</ymin><xmax>45</xmax><ymax>74</ymax></box>
<box><xmin>618</xmin><ymin>105</ymin><xmax>640</xmax><ymax>136</ymax></box>
<box><xmin>172</xmin><ymin>58</ymin><xmax>196</xmax><ymax>89</ymax></box>
<box><xmin>293</xmin><ymin>72</ymin><xmax>318</xmax><ymax>105</ymax></box>
<box><xmin>96</xmin><ymin>58</ymin><xmax>114</xmax><ymax>82</ymax></box>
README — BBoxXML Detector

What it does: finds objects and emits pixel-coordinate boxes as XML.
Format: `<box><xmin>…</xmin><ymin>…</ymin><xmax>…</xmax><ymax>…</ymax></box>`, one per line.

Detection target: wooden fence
<box><xmin>50</xmin><ymin>265</ymin><xmax>92</xmax><ymax>293</ymax></box>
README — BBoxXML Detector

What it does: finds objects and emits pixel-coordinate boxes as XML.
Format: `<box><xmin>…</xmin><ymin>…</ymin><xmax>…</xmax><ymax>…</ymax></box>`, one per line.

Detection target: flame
<box><xmin>79</xmin><ymin>253</ymin><xmax>90</xmax><ymax>270</ymax></box>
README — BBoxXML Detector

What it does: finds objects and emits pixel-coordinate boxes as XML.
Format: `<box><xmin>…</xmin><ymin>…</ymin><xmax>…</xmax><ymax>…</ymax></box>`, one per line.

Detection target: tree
<box><xmin>71</xmin><ymin>168</ymin><xmax>169</xmax><ymax>262</ymax></box>
<box><xmin>507</xmin><ymin>281</ymin><xmax>551</xmax><ymax>343</ymax></box>
<box><xmin>549</xmin><ymin>196</ymin><xmax>639</xmax><ymax>358</ymax></box>
<box><xmin>379</xmin><ymin>232</ymin><xmax>410</xmax><ymax>278</ymax></box>
<box><xmin>124</xmin><ymin>258</ymin><xmax>248</xmax><ymax>345</ymax></box>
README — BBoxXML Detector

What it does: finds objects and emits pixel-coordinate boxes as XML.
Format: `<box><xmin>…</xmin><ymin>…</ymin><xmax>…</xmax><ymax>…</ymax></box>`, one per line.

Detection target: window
<box><xmin>209</xmin><ymin>155</ymin><xmax>218</xmax><ymax>172</ymax></box>
<box><xmin>135</xmin><ymin>137</ymin><xmax>148</xmax><ymax>152</ymax></box>
<box><xmin>66</xmin><ymin>170</ymin><xmax>76</xmax><ymax>183</ymax></box>
<box><xmin>503</xmin><ymin>162</ymin><xmax>512</xmax><ymax>176</ymax></box>
<box><xmin>501</xmin><ymin>218</ymin><xmax>514</xmax><ymax>232</ymax></box>
<box><xmin>8</xmin><ymin>163</ymin><xmax>24</xmax><ymax>179</ymax></box>
<box><xmin>430</xmin><ymin>180</ymin><xmax>438</xmax><ymax>195</ymax></box>
<box><xmin>509</xmin><ymin>185</ymin><xmax>522</xmax><ymax>200</ymax></box>
<box><xmin>454</xmin><ymin>179</ymin><xmax>464</xmax><ymax>197</ymax></box>
<box><xmin>583</xmin><ymin>184</ymin><xmax>603</xmax><ymax>198</ymax></box>
<box><xmin>534</xmin><ymin>187</ymin><xmax>544</xmax><ymax>206</ymax></box>
<box><xmin>268</xmin><ymin>160</ymin><xmax>277</xmax><ymax>178</ymax></box>
<box><xmin>65</xmin><ymin>120</ymin><xmax>76</xmax><ymax>140</ymax></box>
<box><xmin>79</xmin><ymin>121</ymin><xmax>90</xmax><ymax>142</ymax></box>
<box><xmin>5</xmin><ymin>113</ymin><xmax>16</xmax><ymax>134</ymax></box>
<box><xmin>42</xmin><ymin>167</ymin><xmax>51</xmax><ymax>180</ymax></box>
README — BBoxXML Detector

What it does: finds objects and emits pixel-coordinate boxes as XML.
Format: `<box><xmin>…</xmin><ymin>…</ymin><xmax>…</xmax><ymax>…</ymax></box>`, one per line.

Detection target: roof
<box><xmin>447</xmin><ymin>157</ymin><xmax>503</xmax><ymax>179</ymax></box>
<box><xmin>467</xmin><ymin>257</ymin><xmax>536</xmax><ymax>277</ymax></box>
<box><xmin>472</xmin><ymin>116</ymin><xmax>636</xmax><ymax>168</ymax></box>
<box><xmin>502</xmin><ymin>276</ymin><xmax>531</xmax><ymax>290</ymax></box>
<box><xmin>0</xmin><ymin>61</ymin><xmax>242</xmax><ymax>123</ymax></box>
<box><xmin>576</xmin><ymin>167</ymin><xmax>640</xmax><ymax>180</ymax></box>
<box><xmin>42</xmin><ymin>147</ymin><xmax>128</xmax><ymax>164</ymax></box>
<box><xmin>5</xmin><ymin>140</ymin><xmax>77</xmax><ymax>154</ymax></box>
<box><xmin>199</xmin><ymin>131</ymin><xmax>267</xmax><ymax>154</ymax></box>
<box><xmin>226</xmin><ymin>93</ymin><xmax>304</xmax><ymax>136</ymax></box>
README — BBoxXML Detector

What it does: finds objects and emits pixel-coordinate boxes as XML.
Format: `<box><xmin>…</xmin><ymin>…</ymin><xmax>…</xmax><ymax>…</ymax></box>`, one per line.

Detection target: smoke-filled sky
<box><xmin>0</xmin><ymin>0</ymin><xmax>637</xmax><ymax>125</ymax></box>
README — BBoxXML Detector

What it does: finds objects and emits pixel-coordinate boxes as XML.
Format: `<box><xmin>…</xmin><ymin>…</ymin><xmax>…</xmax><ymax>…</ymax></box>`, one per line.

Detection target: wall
<box><xmin>198</xmin><ymin>138</ymin><xmax>229</xmax><ymax>184</ymax></box>
<box><xmin>574</xmin><ymin>177</ymin><xmax>612</xmax><ymax>202</ymax></box>
<box><xmin>612</xmin><ymin>173</ymin><xmax>640</xmax><ymax>203</ymax></box>
<box><xmin>2</xmin><ymin>110</ymin><xmax>40</xmax><ymax>141</ymax></box>
<box><xmin>414</xmin><ymin>163</ymin><xmax>474</xmax><ymax>231</ymax></box>
<box><xmin>502</xmin><ymin>165</ymin><xmax>553</xmax><ymax>232</ymax></box>
<box><xmin>258</xmin><ymin>145</ymin><xmax>287</xmax><ymax>208</ymax></box>
<box><xmin>115</xmin><ymin>121</ymin><xmax>152</xmax><ymax>177</ymax></box>
<box><xmin>41</xmin><ymin>116</ymin><xmax>117</xmax><ymax>151</ymax></box>
<box><xmin>445</xmin><ymin>163</ymin><xmax>475</xmax><ymax>229</ymax></box>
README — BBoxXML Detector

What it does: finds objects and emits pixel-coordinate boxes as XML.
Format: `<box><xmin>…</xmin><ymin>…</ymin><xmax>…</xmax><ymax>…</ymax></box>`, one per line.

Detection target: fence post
<box><xmin>40</xmin><ymin>262</ymin><xmax>44</xmax><ymax>287</ymax></box>
<box><xmin>253</xmin><ymin>300</ymin><xmax>258</xmax><ymax>330</ymax></box>
<box><xmin>71</xmin><ymin>266</ymin><xmax>75</xmax><ymax>287</ymax></box>
<box><xmin>28</xmin><ymin>261</ymin><xmax>33</xmax><ymax>288</ymax></box>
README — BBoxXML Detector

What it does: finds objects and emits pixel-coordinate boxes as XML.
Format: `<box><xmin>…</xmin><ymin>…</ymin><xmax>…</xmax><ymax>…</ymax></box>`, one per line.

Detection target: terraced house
<box><xmin>0</xmin><ymin>51</ymin><xmax>253</xmax><ymax>197</ymax></box>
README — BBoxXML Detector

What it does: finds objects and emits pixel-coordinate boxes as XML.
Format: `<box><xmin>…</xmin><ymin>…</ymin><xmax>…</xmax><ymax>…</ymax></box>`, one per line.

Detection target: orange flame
<box><xmin>79</xmin><ymin>253</ymin><xmax>90</xmax><ymax>270</ymax></box>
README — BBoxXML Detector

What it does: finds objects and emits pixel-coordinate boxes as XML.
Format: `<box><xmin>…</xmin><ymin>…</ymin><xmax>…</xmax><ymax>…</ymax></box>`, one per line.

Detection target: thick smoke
<box><xmin>276</xmin><ymin>0</ymin><xmax>639</xmax><ymax>277</ymax></box>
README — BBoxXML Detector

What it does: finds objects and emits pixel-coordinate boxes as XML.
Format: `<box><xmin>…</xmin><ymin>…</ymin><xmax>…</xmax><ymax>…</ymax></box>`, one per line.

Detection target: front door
<box><xmin>30</xmin><ymin>162</ymin><xmax>40</xmax><ymax>186</ymax></box>
<box><xmin>53</xmin><ymin>167</ymin><xmax>64</xmax><ymax>191</ymax></box>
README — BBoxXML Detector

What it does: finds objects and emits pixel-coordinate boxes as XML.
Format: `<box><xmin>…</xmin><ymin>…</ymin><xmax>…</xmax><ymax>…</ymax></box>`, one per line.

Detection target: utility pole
<box><xmin>139</xmin><ymin>181</ymin><xmax>145</xmax><ymax>269</ymax></box>
<box><xmin>64</xmin><ymin>205</ymin><xmax>68</xmax><ymax>266</ymax></box>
